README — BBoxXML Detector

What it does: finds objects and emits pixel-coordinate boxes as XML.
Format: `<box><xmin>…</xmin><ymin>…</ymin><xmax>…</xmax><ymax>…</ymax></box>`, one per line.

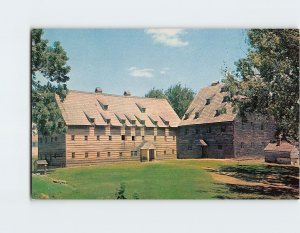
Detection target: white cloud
<box><xmin>145</xmin><ymin>29</ymin><xmax>188</xmax><ymax>47</ymax></box>
<box><xmin>128</xmin><ymin>67</ymin><xmax>154</xmax><ymax>78</ymax></box>
<box><xmin>160</xmin><ymin>67</ymin><xmax>170</xmax><ymax>75</ymax></box>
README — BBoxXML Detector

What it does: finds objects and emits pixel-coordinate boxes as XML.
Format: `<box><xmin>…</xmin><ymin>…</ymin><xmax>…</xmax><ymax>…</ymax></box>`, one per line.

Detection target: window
<box><xmin>260</xmin><ymin>124</ymin><xmax>264</xmax><ymax>130</ymax></box>
<box><xmin>131</xmin><ymin>151</ymin><xmax>138</xmax><ymax>157</ymax></box>
<box><xmin>195</xmin><ymin>112</ymin><xmax>200</xmax><ymax>119</ymax></box>
<box><xmin>132</xmin><ymin>136</ymin><xmax>135</xmax><ymax>141</ymax></box>
<box><xmin>172</xmin><ymin>149</ymin><xmax>175</xmax><ymax>154</ymax></box>
<box><xmin>109</xmin><ymin>135</ymin><xmax>112</xmax><ymax>141</ymax></box>
<box><xmin>221</xmin><ymin>125</ymin><xmax>226</xmax><ymax>132</ymax></box>
<box><xmin>119</xmin><ymin>152</ymin><xmax>123</xmax><ymax>157</ymax></box>
<box><xmin>121</xmin><ymin>135</ymin><xmax>125</xmax><ymax>141</ymax></box>
<box><xmin>85</xmin><ymin>135</ymin><xmax>88</xmax><ymax>141</ymax></box>
<box><xmin>154</xmin><ymin>136</ymin><xmax>157</xmax><ymax>141</ymax></box>
<box><xmin>97</xmin><ymin>135</ymin><xmax>100</xmax><ymax>141</ymax></box>
<box><xmin>106</xmin><ymin>119</ymin><xmax>111</xmax><ymax>124</ymax></box>
<box><xmin>218</xmin><ymin>145</ymin><xmax>223</xmax><ymax>150</ymax></box>
<box><xmin>250</xmin><ymin>122</ymin><xmax>254</xmax><ymax>129</ymax></box>
<box><xmin>241</xmin><ymin>142</ymin><xmax>244</xmax><ymax>148</ymax></box>
<box><xmin>207</xmin><ymin>126</ymin><xmax>212</xmax><ymax>133</ymax></box>
<box><xmin>71</xmin><ymin>135</ymin><xmax>75</xmax><ymax>141</ymax></box>
<box><xmin>164</xmin><ymin>150</ymin><xmax>166</xmax><ymax>155</ymax></box>
<box><xmin>32</xmin><ymin>142</ymin><xmax>36</xmax><ymax>147</ymax></box>
<box><xmin>195</xmin><ymin>129</ymin><xmax>199</xmax><ymax>134</ymax></box>
<box><xmin>107</xmin><ymin>152</ymin><xmax>111</xmax><ymax>157</ymax></box>
<box><xmin>205</xmin><ymin>99</ymin><xmax>211</xmax><ymax>105</ymax></box>
<box><xmin>97</xmin><ymin>152</ymin><xmax>100</xmax><ymax>158</ymax></box>
<box><xmin>71</xmin><ymin>152</ymin><xmax>75</xmax><ymax>158</ymax></box>
<box><xmin>142</xmin><ymin>136</ymin><xmax>145</xmax><ymax>141</ymax></box>
<box><xmin>85</xmin><ymin>152</ymin><xmax>88</xmax><ymax>158</ymax></box>
<box><xmin>185</xmin><ymin>128</ymin><xmax>189</xmax><ymax>135</ymax></box>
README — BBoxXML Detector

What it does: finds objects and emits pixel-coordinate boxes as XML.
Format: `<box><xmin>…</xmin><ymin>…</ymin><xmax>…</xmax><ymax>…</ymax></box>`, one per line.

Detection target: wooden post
<box><xmin>147</xmin><ymin>150</ymin><xmax>150</xmax><ymax>162</ymax></box>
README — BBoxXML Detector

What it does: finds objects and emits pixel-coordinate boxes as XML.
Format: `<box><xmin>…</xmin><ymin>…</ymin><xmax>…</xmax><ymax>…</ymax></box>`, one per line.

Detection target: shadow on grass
<box><xmin>215</xmin><ymin>164</ymin><xmax>299</xmax><ymax>199</ymax></box>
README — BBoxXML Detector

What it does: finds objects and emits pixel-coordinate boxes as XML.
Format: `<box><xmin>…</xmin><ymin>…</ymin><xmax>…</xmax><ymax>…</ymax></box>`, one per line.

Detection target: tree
<box><xmin>223</xmin><ymin>29</ymin><xmax>299</xmax><ymax>142</ymax></box>
<box><xmin>31</xmin><ymin>29</ymin><xmax>71</xmax><ymax>135</ymax></box>
<box><xmin>165</xmin><ymin>83</ymin><xmax>195</xmax><ymax>118</ymax></box>
<box><xmin>145</xmin><ymin>83</ymin><xmax>195</xmax><ymax>118</ymax></box>
<box><xmin>145</xmin><ymin>88</ymin><xmax>166</xmax><ymax>99</ymax></box>
<box><xmin>114</xmin><ymin>183</ymin><xmax>127</xmax><ymax>199</ymax></box>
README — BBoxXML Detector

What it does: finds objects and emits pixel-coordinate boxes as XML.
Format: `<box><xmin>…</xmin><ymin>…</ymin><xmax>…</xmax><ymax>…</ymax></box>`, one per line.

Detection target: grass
<box><xmin>31</xmin><ymin>159</ymin><xmax>299</xmax><ymax>200</ymax></box>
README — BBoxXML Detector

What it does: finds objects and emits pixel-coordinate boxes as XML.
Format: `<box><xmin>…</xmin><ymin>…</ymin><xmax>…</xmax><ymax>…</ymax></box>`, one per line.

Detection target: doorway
<box><xmin>149</xmin><ymin>149</ymin><xmax>155</xmax><ymax>161</ymax></box>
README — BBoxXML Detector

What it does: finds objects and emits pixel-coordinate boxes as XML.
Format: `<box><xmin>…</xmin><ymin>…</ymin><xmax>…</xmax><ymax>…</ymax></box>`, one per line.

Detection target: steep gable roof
<box><xmin>180</xmin><ymin>82</ymin><xmax>236</xmax><ymax>126</ymax></box>
<box><xmin>56</xmin><ymin>90</ymin><xmax>180</xmax><ymax>128</ymax></box>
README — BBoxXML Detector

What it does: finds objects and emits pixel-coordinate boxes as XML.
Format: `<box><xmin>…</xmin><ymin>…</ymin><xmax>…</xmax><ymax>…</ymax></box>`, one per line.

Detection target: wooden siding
<box><xmin>65</xmin><ymin>125</ymin><xmax>177</xmax><ymax>166</ymax></box>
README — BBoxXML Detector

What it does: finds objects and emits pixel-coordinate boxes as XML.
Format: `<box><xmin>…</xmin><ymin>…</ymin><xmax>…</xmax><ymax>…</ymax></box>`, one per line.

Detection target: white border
<box><xmin>0</xmin><ymin>0</ymin><xmax>299</xmax><ymax>233</ymax></box>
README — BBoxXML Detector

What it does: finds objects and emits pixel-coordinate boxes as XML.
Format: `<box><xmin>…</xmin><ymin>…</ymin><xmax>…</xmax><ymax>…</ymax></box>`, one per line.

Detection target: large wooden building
<box><xmin>177</xmin><ymin>81</ymin><xmax>276</xmax><ymax>159</ymax></box>
<box><xmin>38</xmin><ymin>89</ymin><xmax>180</xmax><ymax>167</ymax></box>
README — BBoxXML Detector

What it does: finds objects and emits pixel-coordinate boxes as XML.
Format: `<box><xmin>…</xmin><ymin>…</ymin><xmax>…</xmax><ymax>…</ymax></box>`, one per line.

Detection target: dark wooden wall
<box><xmin>233</xmin><ymin>117</ymin><xmax>276</xmax><ymax>157</ymax></box>
<box><xmin>38</xmin><ymin>134</ymin><xmax>66</xmax><ymax>167</ymax></box>
<box><xmin>177</xmin><ymin>122</ymin><xmax>235</xmax><ymax>159</ymax></box>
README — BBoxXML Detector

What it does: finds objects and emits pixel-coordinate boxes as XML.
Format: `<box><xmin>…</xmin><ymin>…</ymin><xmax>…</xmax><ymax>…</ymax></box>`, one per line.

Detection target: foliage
<box><xmin>223</xmin><ymin>29</ymin><xmax>299</xmax><ymax>142</ymax></box>
<box><xmin>115</xmin><ymin>183</ymin><xmax>127</xmax><ymax>199</ymax></box>
<box><xmin>31</xmin><ymin>29</ymin><xmax>71</xmax><ymax>135</ymax></box>
<box><xmin>145</xmin><ymin>88</ymin><xmax>166</xmax><ymax>99</ymax></box>
<box><xmin>145</xmin><ymin>83</ymin><xmax>195</xmax><ymax>118</ymax></box>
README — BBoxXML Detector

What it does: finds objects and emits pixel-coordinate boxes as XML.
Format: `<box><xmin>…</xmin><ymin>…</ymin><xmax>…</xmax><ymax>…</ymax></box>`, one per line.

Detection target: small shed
<box><xmin>34</xmin><ymin>160</ymin><xmax>48</xmax><ymax>174</ymax></box>
<box><xmin>264</xmin><ymin>140</ymin><xmax>299</xmax><ymax>166</ymax></box>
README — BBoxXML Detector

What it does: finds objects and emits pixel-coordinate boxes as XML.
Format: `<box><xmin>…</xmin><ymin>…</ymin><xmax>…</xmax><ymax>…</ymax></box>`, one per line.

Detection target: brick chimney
<box><xmin>95</xmin><ymin>87</ymin><xmax>102</xmax><ymax>93</ymax></box>
<box><xmin>124</xmin><ymin>91</ymin><xmax>131</xmax><ymax>96</ymax></box>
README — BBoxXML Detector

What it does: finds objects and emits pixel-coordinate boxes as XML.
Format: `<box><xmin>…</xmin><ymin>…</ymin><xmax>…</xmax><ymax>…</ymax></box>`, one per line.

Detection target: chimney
<box><xmin>211</xmin><ymin>81</ymin><xmax>220</xmax><ymax>86</ymax></box>
<box><xmin>276</xmin><ymin>133</ymin><xmax>283</xmax><ymax>146</ymax></box>
<box><xmin>95</xmin><ymin>87</ymin><xmax>102</xmax><ymax>93</ymax></box>
<box><xmin>124</xmin><ymin>91</ymin><xmax>131</xmax><ymax>96</ymax></box>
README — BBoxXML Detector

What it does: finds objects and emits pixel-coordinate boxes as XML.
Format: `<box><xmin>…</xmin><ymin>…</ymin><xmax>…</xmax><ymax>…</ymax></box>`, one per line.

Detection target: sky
<box><xmin>43</xmin><ymin>29</ymin><xmax>249</xmax><ymax>96</ymax></box>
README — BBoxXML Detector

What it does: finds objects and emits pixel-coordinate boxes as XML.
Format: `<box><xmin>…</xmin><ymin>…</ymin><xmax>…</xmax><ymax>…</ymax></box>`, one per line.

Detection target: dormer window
<box><xmin>131</xmin><ymin>120</ymin><xmax>136</xmax><ymax>125</ymax></box>
<box><xmin>215</xmin><ymin>108</ymin><xmax>227</xmax><ymax>117</ymax></box>
<box><xmin>195</xmin><ymin>112</ymin><xmax>200</xmax><ymax>119</ymax></box>
<box><xmin>97</xmin><ymin>100</ymin><xmax>109</xmax><ymax>111</ymax></box>
<box><xmin>106</xmin><ymin>119</ymin><xmax>111</xmax><ymax>124</ymax></box>
<box><xmin>222</xmin><ymin>96</ymin><xmax>230</xmax><ymax>103</ymax></box>
<box><xmin>220</xmin><ymin>86</ymin><xmax>229</xmax><ymax>93</ymax></box>
<box><xmin>136</xmin><ymin>103</ymin><xmax>146</xmax><ymax>113</ymax></box>
<box><xmin>183</xmin><ymin>113</ymin><xmax>189</xmax><ymax>120</ymax></box>
<box><xmin>206</xmin><ymin>99</ymin><xmax>211</xmax><ymax>105</ymax></box>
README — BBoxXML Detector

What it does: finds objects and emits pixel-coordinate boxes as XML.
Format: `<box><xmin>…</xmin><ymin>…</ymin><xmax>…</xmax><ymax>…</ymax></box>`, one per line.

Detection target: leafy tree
<box><xmin>165</xmin><ymin>83</ymin><xmax>195</xmax><ymax>118</ymax></box>
<box><xmin>115</xmin><ymin>183</ymin><xmax>127</xmax><ymax>199</ymax></box>
<box><xmin>145</xmin><ymin>84</ymin><xmax>195</xmax><ymax>118</ymax></box>
<box><xmin>145</xmin><ymin>88</ymin><xmax>166</xmax><ymax>99</ymax></box>
<box><xmin>223</xmin><ymin>29</ymin><xmax>299</xmax><ymax>142</ymax></box>
<box><xmin>31</xmin><ymin>29</ymin><xmax>71</xmax><ymax>135</ymax></box>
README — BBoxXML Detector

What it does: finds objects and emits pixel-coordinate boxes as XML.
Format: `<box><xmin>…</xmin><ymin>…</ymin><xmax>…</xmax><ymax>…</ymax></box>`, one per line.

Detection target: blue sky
<box><xmin>43</xmin><ymin>29</ymin><xmax>248</xmax><ymax>96</ymax></box>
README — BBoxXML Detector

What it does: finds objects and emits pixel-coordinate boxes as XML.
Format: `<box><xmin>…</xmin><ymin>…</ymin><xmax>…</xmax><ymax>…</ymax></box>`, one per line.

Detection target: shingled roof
<box><xmin>56</xmin><ymin>90</ymin><xmax>180</xmax><ymax>128</ymax></box>
<box><xmin>180</xmin><ymin>82</ymin><xmax>236</xmax><ymax>126</ymax></box>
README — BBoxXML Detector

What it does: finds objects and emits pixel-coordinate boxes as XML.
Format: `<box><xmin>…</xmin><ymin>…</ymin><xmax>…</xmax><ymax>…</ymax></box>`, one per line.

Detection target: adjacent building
<box><xmin>177</xmin><ymin>81</ymin><xmax>276</xmax><ymax>159</ymax></box>
<box><xmin>38</xmin><ymin>89</ymin><xmax>180</xmax><ymax>167</ymax></box>
<box><xmin>264</xmin><ymin>140</ymin><xmax>299</xmax><ymax>165</ymax></box>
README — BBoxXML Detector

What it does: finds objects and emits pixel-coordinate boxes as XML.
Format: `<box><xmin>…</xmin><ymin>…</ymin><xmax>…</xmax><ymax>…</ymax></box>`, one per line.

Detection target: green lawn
<box><xmin>31</xmin><ymin>159</ymin><xmax>299</xmax><ymax>200</ymax></box>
